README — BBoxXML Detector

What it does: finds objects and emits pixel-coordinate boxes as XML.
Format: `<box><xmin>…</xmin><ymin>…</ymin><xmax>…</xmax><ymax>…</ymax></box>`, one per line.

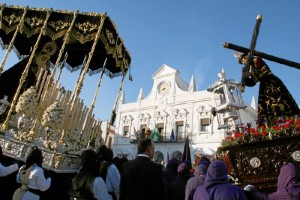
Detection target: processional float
<box><xmin>0</xmin><ymin>4</ymin><xmax>131</xmax><ymax>173</ymax></box>
<box><xmin>219</xmin><ymin>15</ymin><xmax>300</xmax><ymax>192</ymax></box>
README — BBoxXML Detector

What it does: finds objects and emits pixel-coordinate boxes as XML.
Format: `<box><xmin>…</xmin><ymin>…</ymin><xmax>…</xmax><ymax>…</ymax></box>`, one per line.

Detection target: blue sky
<box><xmin>1</xmin><ymin>1</ymin><xmax>300</xmax><ymax>121</ymax></box>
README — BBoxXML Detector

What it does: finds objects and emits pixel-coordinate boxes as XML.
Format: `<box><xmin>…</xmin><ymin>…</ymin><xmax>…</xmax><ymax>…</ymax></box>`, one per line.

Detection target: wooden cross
<box><xmin>223</xmin><ymin>15</ymin><xmax>300</xmax><ymax>88</ymax></box>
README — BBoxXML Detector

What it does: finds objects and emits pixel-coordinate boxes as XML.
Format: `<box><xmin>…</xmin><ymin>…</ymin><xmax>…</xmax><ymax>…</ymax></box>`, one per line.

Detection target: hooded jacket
<box><xmin>193</xmin><ymin>160</ymin><xmax>247</xmax><ymax>200</ymax></box>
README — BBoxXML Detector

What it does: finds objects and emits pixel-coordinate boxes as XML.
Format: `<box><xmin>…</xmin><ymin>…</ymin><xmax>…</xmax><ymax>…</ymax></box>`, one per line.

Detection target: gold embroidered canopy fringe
<box><xmin>0</xmin><ymin>4</ymin><xmax>131</xmax><ymax>78</ymax></box>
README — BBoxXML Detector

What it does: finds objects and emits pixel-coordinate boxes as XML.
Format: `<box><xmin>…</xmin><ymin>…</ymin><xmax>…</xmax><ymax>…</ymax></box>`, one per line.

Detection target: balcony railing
<box><xmin>130</xmin><ymin>132</ymin><xmax>187</xmax><ymax>144</ymax></box>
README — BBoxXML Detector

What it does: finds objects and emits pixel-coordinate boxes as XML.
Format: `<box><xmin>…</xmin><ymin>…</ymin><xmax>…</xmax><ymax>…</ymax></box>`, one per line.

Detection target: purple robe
<box><xmin>250</xmin><ymin>162</ymin><xmax>300</xmax><ymax>200</ymax></box>
<box><xmin>193</xmin><ymin>160</ymin><xmax>247</xmax><ymax>200</ymax></box>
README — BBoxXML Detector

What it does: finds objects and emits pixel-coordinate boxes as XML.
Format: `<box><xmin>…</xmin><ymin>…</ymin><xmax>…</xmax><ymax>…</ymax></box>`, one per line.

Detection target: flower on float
<box><xmin>234</xmin><ymin>132</ymin><xmax>240</xmax><ymax>138</ymax></box>
<box><xmin>221</xmin><ymin>115</ymin><xmax>300</xmax><ymax>147</ymax></box>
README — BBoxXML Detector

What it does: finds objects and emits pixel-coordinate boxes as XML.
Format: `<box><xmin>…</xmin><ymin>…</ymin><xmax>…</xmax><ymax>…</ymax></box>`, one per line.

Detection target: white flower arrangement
<box><xmin>64</xmin><ymin>128</ymin><xmax>81</xmax><ymax>154</ymax></box>
<box><xmin>41</xmin><ymin>101</ymin><xmax>65</xmax><ymax>129</ymax></box>
<box><xmin>79</xmin><ymin>133</ymin><xmax>90</xmax><ymax>151</ymax></box>
<box><xmin>15</xmin><ymin>86</ymin><xmax>38</xmax><ymax>117</ymax></box>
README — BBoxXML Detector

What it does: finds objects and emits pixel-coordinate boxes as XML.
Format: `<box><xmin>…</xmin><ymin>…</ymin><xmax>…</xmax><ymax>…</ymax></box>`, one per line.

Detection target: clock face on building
<box><xmin>158</xmin><ymin>82</ymin><xmax>169</xmax><ymax>95</ymax></box>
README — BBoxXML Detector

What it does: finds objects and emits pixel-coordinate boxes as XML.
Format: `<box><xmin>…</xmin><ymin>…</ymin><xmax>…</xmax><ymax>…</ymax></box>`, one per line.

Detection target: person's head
<box><xmin>177</xmin><ymin>162</ymin><xmax>190</xmax><ymax>179</ymax></box>
<box><xmin>137</xmin><ymin>138</ymin><xmax>155</xmax><ymax>159</ymax></box>
<box><xmin>96</xmin><ymin>145</ymin><xmax>109</xmax><ymax>162</ymax></box>
<box><xmin>34</xmin><ymin>40</ymin><xmax>57</xmax><ymax>70</ymax></box>
<box><xmin>199</xmin><ymin>156</ymin><xmax>211</xmax><ymax>169</ymax></box>
<box><xmin>183</xmin><ymin>159</ymin><xmax>192</xmax><ymax>169</ymax></box>
<box><xmin>237</xmin><ymin>53</ymin><xmax>248</xmax><ymax>64</ymax></box>
<box><xmin>25</xmin><ymin>146</ymin><xmax>43</xmax><ymax>169</ymax></box>
<box><xmin>80</xmin><ymin>149</ymin><xmax>100</xmax><ymax>174</ymax></box>
<box><xmin>178</xmin><ymin>162</ymin><xmax>189</xmax><ymax>173</ymax></box>
<box><xmin>112</xmin><ymin>156</ymin><xmax>120</xmax><ymax>165</ymax></box>
<box><xmin>194</xmin><ymin>164</ymin><xmax>208</xmax><ymax>176</ymax></box>
<box><xmin>205</xmin><ymin>160</ymin><xmax>228</xmax><ymax>183</ymax></box>
<box><xmin>114</xmin><ymin>157</ymin><xmax>128</xmax><ymax>173</ymax></box>
<box><xmin>97</xmin><ymin>146</ymin><xmax>113</xmax><ymax>162</ymax></box>
<box><xmin>166</xmin><ymin>158</ymin><xmax>180</xmax><ymax>173</ymax></box>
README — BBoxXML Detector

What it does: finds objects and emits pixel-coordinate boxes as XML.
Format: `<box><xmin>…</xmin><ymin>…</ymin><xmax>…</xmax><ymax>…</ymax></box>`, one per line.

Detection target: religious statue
<box><xmin>0</xmin><ymin>40</ymin><xmax>57</xmax><ymax>123</ymax></box>
<box><xmin>236</xmin><ymin>53</ymin><xmax>300</xmax><ymax>125</ymax></box>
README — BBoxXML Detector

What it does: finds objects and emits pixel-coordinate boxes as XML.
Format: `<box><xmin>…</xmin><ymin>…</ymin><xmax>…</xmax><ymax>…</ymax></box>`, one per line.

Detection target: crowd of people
<box><xmin>1</xmin><ymin>139</ymin><xmax>300</xmax><ymax>200</ymax></box>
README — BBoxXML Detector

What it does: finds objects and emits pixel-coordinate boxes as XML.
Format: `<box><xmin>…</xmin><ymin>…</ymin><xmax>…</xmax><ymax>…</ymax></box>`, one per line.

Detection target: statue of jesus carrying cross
<box><xmin>224</xmin><ymin>15</ymin><xmax>300</xmax><ymax>125</ymax></box>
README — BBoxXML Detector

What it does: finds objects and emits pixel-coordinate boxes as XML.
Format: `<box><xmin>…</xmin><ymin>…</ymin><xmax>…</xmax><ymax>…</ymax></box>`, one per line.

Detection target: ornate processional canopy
<box><xmin>0</xmin><ymin>4</ymin><xmax>131</xmax><ymax>78</ymax></box>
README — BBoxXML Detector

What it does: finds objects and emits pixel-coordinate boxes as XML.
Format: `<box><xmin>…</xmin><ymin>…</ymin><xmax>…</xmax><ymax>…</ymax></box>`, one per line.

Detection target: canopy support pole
<box><xmin>1</xmin><ymin>10</ymin><xmax>52</xmax><ymax>131</ymax></box>
<box><xmin>105</xmin><ymin>71</ymin><xmax>127</xmax><ymax>144</ymax></box>
<box><xmin>0</xmin><ymin>7</ymin><xmax>27</xmax><ymax>76</ymax></box>
<box><xmin>72</xmin><ymin>13</ymin><xmax>106</xmax><ymax>112</ymax></box>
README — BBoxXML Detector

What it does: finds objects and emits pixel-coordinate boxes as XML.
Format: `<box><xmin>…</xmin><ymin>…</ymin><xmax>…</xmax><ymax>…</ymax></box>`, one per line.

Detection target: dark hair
<box><xmin>80</xmin><ymin>149</ymin><xmax>100</xmax><ymax>174</ymax></box>
<box><xmin>96</xmin><ymin>145</ymin><xmax>113</xmax><ymax>162</ymax></box>
<box><xmin>137</xmin><ymin>138</ymin><xmax>153</xmax><ymax>154</ymax></box>
<box><xmin>25</xmin><ymin>146</ymin><xmax>43</xmax><ymax>169</ymax></box>
<box><xmin>238</xmin><ymin>53</ymin><xmax>248</xmax><ymax>64</ymax></box>
<box><xmin>199</xmin><ymin>156</ymin><xmax>211</xmax><ymax>168</ymax></box>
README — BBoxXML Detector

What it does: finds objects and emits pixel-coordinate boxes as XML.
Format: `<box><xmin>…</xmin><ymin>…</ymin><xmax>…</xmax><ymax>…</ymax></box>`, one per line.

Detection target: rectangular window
<box><xmin>156</xmin><ymin>123</ymin><xmax>164</xmax><ymax>141</ymax></box>
<box><xmin>201</xmin><ymin>118</ymin><xmax>210</xmax><ymax>132</ymax></box>
<box><xmin>123</xmin><ymin>126</ymin><xmax>129</xmax><ymax>136</ymax></box>
<box><xmin>140</xmin><ymin>124</ymin><xmax>147</xmax><ymax>138</ymax></box>
<box><xmin>176</xmin><ymin>121</ymin><xmax>184</xmax><ymax>140</ymax></box>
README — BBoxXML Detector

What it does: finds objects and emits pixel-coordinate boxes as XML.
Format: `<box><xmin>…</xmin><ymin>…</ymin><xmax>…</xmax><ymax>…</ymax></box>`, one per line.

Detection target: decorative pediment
<box><xmin>152</xmin><ymin>64</ymin><xmax>177</xmax><ymax>79</ymax></box>
<box><xmin>121</xmin><ymin>115</ymin><xmax>133</xmax><ymax>124</ymax></box>
<box><xmin>196</xmin><ymin>105</ymin><xmax>212</xmax><ymax>117</ymax></box>
<box><xmin>172</xmin><ymin>108</ymin><xmax>188</xmax><ymax>115</ymax></box>
<box><xmin>138</xmin><ymin>113</ymin><xmax>151</xmax><ymax>119</ymax></box>
<box><xmin>154</xmin><ymin>110</ymin><xmax>168</xmax><ymax>117</ymax></box>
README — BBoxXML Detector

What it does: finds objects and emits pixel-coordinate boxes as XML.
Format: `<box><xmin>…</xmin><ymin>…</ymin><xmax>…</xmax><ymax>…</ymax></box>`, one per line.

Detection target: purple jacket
<box><xmin>193</xmin><ymin>160</ymin><xmax>247</xmax><ymax>200</ymax></box>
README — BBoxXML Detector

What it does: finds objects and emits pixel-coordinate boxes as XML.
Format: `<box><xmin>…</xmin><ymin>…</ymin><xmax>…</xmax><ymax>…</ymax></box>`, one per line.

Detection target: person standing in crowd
<box><xmin>113</xmin><ymin>157</ymin><xmax>128</xmax><ymax>175</ymax></box>
<box><xmin>163</xmin><ymin>158</ymin><xmax>180</xmax><ymax>199</ymax></box>
<box><xmin>97</xmin><ymin>146</ymin><xmax>120</xmax><ymax>200</ymax></box>
<box><xmin>0</xmin><ymin>146</ymin><xmax>20</xmax><ymax>200</ymax></box>
<box><xmin>12</xmin><ymin>146</ymin><xmax>51</xmax><ymax>200</ymax></box>
<box><xmin>168</xmin><ymin>162</ymin><xmax>191</xmax><ymax>200</ymax></box>
<box><xmin>69</xmin><ymin>149</ymin><xmax>111</xmax><ymax>200</ymax></box>
<box><xmin>193</xmin><ymin>160</ymin><xmax>247</xmax><ymax>200</ymax></box>
<box><xmin>119</xmin><ymin>138</ymin><xmax>165</xmax><ymax>200</ymax></box>
<box><xmin>244</xmin><ymin>162</ymin><xmax>300</xmax><ymax>200</ymax></box>
<box><xmin>0</xmin><ymin>146</ymin><xmax>19</xmax><ymax>177</ymax></box>
<box><xmin>185</xmin><ymin>162</ymin><xmax>209</xmax><ymax>200</ymax></box>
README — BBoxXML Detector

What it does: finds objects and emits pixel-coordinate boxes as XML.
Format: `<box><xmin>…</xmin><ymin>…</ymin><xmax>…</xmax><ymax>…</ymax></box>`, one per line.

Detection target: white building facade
<box><xmin>112</xmin><ymin>64</ymin><xmax>257</xmax><ymax>164</ymax></box>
